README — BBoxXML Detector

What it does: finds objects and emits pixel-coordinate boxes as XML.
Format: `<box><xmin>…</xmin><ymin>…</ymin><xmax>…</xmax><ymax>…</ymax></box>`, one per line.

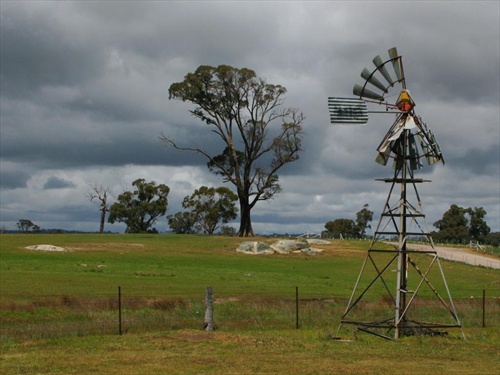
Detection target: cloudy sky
<box><xmin>1</xmin><ymin>1</ymin><xmax>499</xmax><ymax>235</ymax></box>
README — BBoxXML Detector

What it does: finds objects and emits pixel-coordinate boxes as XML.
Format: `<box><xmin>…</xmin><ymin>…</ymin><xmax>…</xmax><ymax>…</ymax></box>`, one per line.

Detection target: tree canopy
<box><xmin>168</xmin><ymin>186</ymin><xmax>238</xmax><ymax>235</ymax></box>
<box><xmin>324</xmin><ymin>205</ymin><xmax>373</xmax><ymax>239</ymax></box>
<box><xmin>356</xmin><ymin>204</ymin><xmax>373</xmax><ymax>238</ymax></box>
<box><xmin>324</xmin><ymin>218</ymin><xmax>359</xmax><ymax>239</ymax></box>
<box><xmin>17</xmin><ymin>219</ymin><xmax>40</xmax><ymax>233</ymax></box>
<box><xmin>183</xmin><ymin>186</ymin><xmax>238</xmax><ymax>235</ymax></box>
<box><xmin>108</xmin><ymin>179</ymin><xmax>169</xmax><ymax>233</ymax></box>
<box><xmin>167</xmin><ymin>212</ymin><xmax>197</xmax><ymax>234</ymax></box>
<box><xmin>163</xmin><ymin>65</ymin><xmax>304</xmax><ymax>237</ymax></box>
<box><xmin>466</xmin><ymin>207</ymin><xmax>490</xmax><ymax>241</ymax></box>
<box><xmin>432</xmin><ymin>204</ymin><xmax>490</xmax><ymax>244</ymax></box>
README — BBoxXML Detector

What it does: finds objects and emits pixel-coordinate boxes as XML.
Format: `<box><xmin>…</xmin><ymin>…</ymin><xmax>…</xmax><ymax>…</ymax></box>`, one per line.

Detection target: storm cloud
<box><xmin>1</xmin><ymin>1</ymin><xmax>498</xmax><ymax>234</ymax></box>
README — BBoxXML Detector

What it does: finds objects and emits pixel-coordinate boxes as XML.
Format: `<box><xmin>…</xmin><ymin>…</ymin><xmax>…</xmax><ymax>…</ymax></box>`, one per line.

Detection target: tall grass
<box><xmin>1</xmin><ymin>289</ymin><xmax>498</xmax><ymax>342</ymax></box>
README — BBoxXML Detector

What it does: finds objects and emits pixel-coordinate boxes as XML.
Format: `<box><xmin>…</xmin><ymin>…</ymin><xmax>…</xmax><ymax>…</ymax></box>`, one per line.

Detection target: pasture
<box><xmin>0</xmin><ymin>234</ymin><xmax>499</xmax><ymax>374</ymax></box>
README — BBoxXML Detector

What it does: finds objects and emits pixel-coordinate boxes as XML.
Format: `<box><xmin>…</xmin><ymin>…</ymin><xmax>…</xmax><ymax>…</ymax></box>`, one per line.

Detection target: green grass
<box><xmin>0</xmin><ymin>234</ymin><xmax>499</xmax><ymax>374</ymax></box>
<box><xmin>2</xmin><ymin>329</ymin><xmax>499</xmax><ymax>375</ymax></box>
<box><xmin>0</xmin><ymin>234</ymin><xmax>370</xmax><ymax>300</ymax></box>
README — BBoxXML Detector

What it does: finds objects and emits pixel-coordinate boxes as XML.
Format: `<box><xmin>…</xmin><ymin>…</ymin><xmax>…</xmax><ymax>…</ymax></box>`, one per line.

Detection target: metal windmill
<box><xmin>329</xmin><ymin>47</ymin><xmax>464</xmax><ymax>340</ymax></box>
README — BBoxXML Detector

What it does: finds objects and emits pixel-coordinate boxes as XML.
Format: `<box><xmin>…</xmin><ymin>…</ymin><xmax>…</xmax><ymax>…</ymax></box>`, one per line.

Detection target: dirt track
<box><xmin>393</xmin><ymin>243</ymin><xmax>500</xmax><ymax>269</ymax></box>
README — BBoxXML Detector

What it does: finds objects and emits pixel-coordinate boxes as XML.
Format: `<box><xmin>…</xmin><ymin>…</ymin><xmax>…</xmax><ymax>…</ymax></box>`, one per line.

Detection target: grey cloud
<box><xmin>452</xmin><ymin>145</ymin><xmax>500</xmax><ymax>176</ymax></box>
<box><xmin>43</xmin><ymin>176</ymin><xmax>77</xmax><ymax>190</ymax></box>
<box><xmin>0</xmin><ymin>171</ymin><xmax>30</xmax><ymax>189</ymax></box>
<box><xmin>1</xmin><ymin>4</ymin><xmax>105</xmax><ymax>98</ymax></box>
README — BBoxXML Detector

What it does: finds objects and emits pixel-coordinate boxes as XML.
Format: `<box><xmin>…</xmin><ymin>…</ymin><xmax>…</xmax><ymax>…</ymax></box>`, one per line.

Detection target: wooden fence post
<box><xmin>118</xmin><ymin>286</ymin><xmax>122</xmax><ymax>335</ymax></box>
<box><xmin>204</xmin><ymin>286</ymin><xmax>214</xmax><ymax>331</ymax></box>
<box><xmin>296</xmin><ymin>286</ymin><xmax>299</xmax><ymax>329</ymax></box>
<box><xmin>482</xmin><ymin>289</ymin><xmax>486</xmax><ymax>328</ymax></box>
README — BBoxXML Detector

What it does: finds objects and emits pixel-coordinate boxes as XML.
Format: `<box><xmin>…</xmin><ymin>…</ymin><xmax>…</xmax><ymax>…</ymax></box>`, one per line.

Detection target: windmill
<box><xmin>329</xmin><ymin>47</ymin><xmax>464</xmax><ymax>340</ymax></box>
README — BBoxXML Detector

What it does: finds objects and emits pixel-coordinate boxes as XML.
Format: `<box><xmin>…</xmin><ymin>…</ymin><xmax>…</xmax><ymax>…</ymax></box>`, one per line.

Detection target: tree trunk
<box><xmin>237</xmin><ymin>197</ymin><xmax>254</xmax><ymax>237</ymax></box>
<box><xmin>99</xmin><ymin>209</ymin><xmax>106</xmax><ymax>234</ymax></box>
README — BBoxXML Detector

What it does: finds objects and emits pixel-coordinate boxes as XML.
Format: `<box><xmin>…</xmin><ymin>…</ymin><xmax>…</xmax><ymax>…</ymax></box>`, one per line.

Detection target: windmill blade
<box><xmin>434</xmin><ymin>137</ymin><xmax>444</xmax><ymax>163</ymax></box>
<box><xmin>414</xmin><ymin>116</ymin><xmax>445</xmax><ymax>165</ymax></box>
<box><xmin>376</xmin><ymin>113</ymin><xmax>405</xmax><ymax>152</ymax></box>
<box><xmin>418</xmin><ymin>129</ymin><xmax>441</xmax><ymax>165</ymax></box>
<box><xmin>353</xmin><ymin>84</ymin><xmax>384</xmax><ymax>101</ymax></box>
<box><xmin>387</xmin><ymin>123</ymin><xmax>405</xmax><ymax>141</ymax></box>
<box><xmin>388</xmin><ymin>47</ymin><xmax>405</xmax><ymax>86</ymax></box>
<box><xmin>373</xmin><ymin>55</ymin><xmax>395</xmax><ymax>86</ymax></box>
<box><xmin>408</xmin><ymin>133</ymin><xmax>423</xmax><ymax>170</ymax></box>
<box><xmin>375</xmin><ymin>151</ymin><xmax>390</xmax><ymax>166</ymax></box>
<box><xmin>361</xmin><ymin>68</ymin><xmax>388</xmax><ymax>93</ymax></box>
<box><xmin>429</xmin><ymin>131</ymin><xmax>445</xmax><ymax>164</ymax></box>
<box><xmin>392</xmin><ymin>138</ymin><xmax>405</xmax><ymax>171</ymax></box>
<box><xmin>417</xmin><ymin>132</ymin><xmax>431</xmax><ymax>160</ymax></box>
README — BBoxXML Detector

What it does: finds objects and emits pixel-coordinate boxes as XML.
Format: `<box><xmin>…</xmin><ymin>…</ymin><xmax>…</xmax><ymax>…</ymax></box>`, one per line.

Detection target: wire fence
<box><xmin>1</xmin><ymin>287</ymin><xmax>498</xmax><ymax>341</ymax></box>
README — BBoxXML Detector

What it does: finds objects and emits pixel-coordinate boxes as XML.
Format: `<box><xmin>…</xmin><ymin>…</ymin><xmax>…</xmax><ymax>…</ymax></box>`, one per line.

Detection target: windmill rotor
<box><xmin>353</xmin><ymin>47</ymin><xmax>406</xmax><ymax>104</ymax></box>
<box><xmin>329</xmin><ymin>47</ymin><xmax>445</xmax><ymax>171</ymax></box>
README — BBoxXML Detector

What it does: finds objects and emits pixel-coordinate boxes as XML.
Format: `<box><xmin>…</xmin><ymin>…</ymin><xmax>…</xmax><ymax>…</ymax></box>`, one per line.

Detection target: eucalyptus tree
<box><xmin>432</xmin><ymin>204</ymin><xmax>490</xmax><ymax>244</ymax></box>
<box><xmin>108</xmin><ymin>179</ymin><xmax>170</xmax><ymax>233</ymax></box>
<box><xmin>324</xmin><ymin>218</ymin><xmax>359</xmax><ymax>239</ymax></box>
<box><xmin>17</xmin><ymin>219</ymin><xmax>40</xmax><ymax>233</ymax></box>
<box><xmin>466</xmin><ymin>207</ymin><xmax>490</xmax><ymax>242</ymax></box>
<box><xmin>182</xmin><ymin>186</ymin><xmax>238</xmax><ymax>235</ymax></box>
<box><xmin>433</xmin><ymin>204</ymin><xmax>470</xmax><ymax>244</ymax></box>
<box><xmin>163</xmin><ymin>65</ymin><xmax>304</xmax><ymax>237</ymax></box>
<box><xmin>167</xmin><ymin>211</ymin><xmax>197</xmax><ymax>234</ymax></box>
<box><xmin>356</xmin><ymin>204</ymin><xmax>373</xmax><ymax>238</ymax></box>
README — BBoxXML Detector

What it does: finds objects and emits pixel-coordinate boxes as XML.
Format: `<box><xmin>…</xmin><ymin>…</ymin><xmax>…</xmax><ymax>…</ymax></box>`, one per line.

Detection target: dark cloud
<box><xmin>452</xmin><ymin>145</ymin><xmax>500</xmax><ymax>176</ymax></box>
<box><xmin>1</xmin><ymin>4</ymin><xmax>105</xmax><ymax>98</ymax></box>
<box><xmin>43</xmin><ymin>177</ymin><xmax>77</xmax><ymax>190</ymax></box>
<box><xmin>0</xmin><ymin>171</ymin><xmax>30</xmax><ymax>189</ymax></box>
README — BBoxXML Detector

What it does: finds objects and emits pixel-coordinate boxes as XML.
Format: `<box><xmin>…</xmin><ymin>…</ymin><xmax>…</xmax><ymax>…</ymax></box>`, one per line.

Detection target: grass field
<box><xmin>0</xmin><ymin>234</ymin><xmax>499</xmax><ymax>374</ymax></box>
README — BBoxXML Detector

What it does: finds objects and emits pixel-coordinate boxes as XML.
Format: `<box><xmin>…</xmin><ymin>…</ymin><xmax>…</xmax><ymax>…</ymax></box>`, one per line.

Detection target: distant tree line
<box><xmin>321</xmin><ymin>203</ymin><xmax>498</xmax><ymax>247</ymax></box>
<box><xmin>431</xmin><ymin>204</ymin><xmax>496</xmax><ymax>246</ymax></box>
<box><xmin>17</xmin><ymin>184</ymin><xmax>497</xmax><ymax>245</ymax></box>
<box><xmin>322</xmin><ymin>204</ymin><xmax>374</xmax><ymax>239</ymax></box>
<box><xmin>101</xmin><ymin>179</ymin><xmax>238</xmax><ymax>235</ymax></box>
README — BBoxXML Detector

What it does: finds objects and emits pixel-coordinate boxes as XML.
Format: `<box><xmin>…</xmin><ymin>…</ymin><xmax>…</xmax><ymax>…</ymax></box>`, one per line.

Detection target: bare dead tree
<box><xmin>86</xmin><ymin>184</ymin><xmax>111</xmax><ymax>234</ymax></box>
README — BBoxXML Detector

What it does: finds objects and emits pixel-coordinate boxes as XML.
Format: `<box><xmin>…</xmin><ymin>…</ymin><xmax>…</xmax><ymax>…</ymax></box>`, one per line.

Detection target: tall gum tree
<box><xmin>162</xmin><ymin>65</ymin><xmax>304</xmax><ymax>237</ymax></box>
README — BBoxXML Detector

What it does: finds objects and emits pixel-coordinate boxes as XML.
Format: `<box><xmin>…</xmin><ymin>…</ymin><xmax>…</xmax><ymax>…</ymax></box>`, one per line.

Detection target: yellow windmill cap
<box><xmin>396</xmin><ymin>90</ymin><xmax>415</xmax><ymax>112</ymax></box>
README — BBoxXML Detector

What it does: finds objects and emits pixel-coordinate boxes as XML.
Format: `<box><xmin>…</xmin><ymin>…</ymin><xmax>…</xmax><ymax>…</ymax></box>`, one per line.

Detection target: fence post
<box><xmin>204</xmin><ymin>286</ymin><xmax>214</xmax><ymax>331</ymax></box>
<box><xmin>118</xmin><ymin>286</ymin><xmax>122</xmax><ymax>335</ymax></box>
<box><xmin>482</xmin><ymin>289</ymin><xmax>486</xmax><ymax>328</ymax></box>
<box><xmin>296</xmin><ymin>286</ymin><xmax>299</xmax><ymax>329</ymax></box>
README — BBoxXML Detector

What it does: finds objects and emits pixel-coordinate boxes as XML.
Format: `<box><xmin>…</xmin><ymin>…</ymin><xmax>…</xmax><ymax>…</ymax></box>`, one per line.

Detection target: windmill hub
<box><xmin>396</xmin><ymin>90</ymin><xmax>415</xmax><ymax>112</ymax></box>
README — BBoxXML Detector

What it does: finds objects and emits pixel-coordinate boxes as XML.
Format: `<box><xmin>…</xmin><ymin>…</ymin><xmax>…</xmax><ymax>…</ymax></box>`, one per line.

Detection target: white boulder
<box><xmin>236</xmin><ymin>242</ymin><xmax>274</xmax><ymax>255</ymax></box>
